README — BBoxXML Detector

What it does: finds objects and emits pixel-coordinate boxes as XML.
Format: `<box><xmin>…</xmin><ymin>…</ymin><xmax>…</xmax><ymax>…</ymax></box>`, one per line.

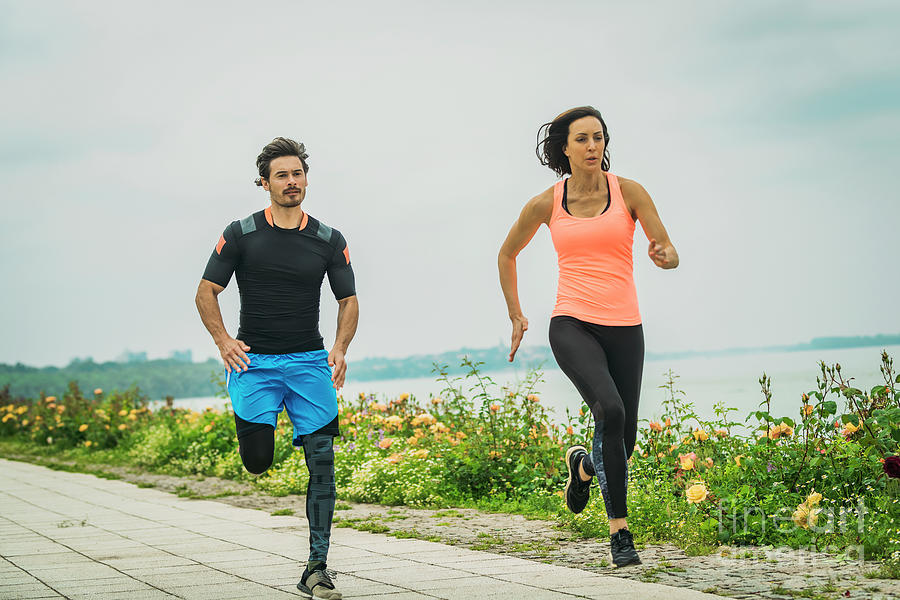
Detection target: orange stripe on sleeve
<box><xmin>264</xmin><ymin>206</ymin><xmax>274</xmax><ymax>226</ymax></box>
<box><xmin>343</xmin><ymin>245</ymin><xmax>350</xmax><ymax>265</ymax></box>
<box><xmin>215</xmin><ymin>234</ymin><xmax>226</xmax><ymax>255</ymax></box>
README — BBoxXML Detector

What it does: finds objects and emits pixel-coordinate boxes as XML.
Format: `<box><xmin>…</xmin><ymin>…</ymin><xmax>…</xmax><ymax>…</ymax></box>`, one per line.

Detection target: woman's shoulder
<box><xmin>614</xmin><ymin>175</ymin><xmax>650</xmax><ymax>198</ymax></box>
<box><xmin>523</xmin><ymin>185</ymin><xmax>557</xmax><ymax>222</ymax></box>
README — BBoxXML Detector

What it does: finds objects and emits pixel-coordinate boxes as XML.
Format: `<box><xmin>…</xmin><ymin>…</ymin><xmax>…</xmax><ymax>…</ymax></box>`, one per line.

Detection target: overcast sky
<box><xmin>2</xmin><ymin>0</ymin><xmax>898</xmax><ymax>368</ymax></box>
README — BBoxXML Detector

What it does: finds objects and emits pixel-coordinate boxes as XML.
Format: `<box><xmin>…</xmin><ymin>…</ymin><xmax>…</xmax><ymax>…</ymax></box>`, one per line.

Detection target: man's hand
<box><xmin>217</xmin><ymin>337</ymin><xmax>251</xmax><ymax>373</ymax></box>
<box><xmin>508</xmin><ymin>314</ymin><xmax>529</xmax><ymax>362</ymax></box>
<box><xmin>329</xmin><ymin>348</ymin><xmax>347</xmax><ymax>390</ymax></box>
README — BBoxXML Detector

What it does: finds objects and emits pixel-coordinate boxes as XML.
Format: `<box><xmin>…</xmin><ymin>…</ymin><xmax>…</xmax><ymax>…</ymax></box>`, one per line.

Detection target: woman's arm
<box><xmin>498</xmin><ymin>188</ymin><xmax>554</xmax><ymax>361</ymax></box>
<box><xmin>621</xmin><ymin>178</ymin><xmax>679</xmax><ymax>270</ymax></box>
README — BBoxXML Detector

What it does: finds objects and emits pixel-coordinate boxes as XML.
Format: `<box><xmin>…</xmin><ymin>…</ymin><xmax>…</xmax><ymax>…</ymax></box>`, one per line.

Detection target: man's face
<box><xmin>261</xmin><ymin>156</ymin><xmax>308</xmax><ymax>208</ymax></box>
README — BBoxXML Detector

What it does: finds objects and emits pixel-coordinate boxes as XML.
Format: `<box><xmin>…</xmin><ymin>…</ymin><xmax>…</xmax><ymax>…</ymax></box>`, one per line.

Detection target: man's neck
<box><xmin>269</xmin><ymin>203</ymin><xmax>306</xmax><ymax>229</ymax></box>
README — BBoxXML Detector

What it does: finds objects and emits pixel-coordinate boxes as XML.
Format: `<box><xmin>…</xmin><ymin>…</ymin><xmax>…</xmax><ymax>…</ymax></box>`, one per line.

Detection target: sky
<box><xmin>1</xmin><ymin>0</ymin><xmax>898</xmax><ymax>367</ymax></box>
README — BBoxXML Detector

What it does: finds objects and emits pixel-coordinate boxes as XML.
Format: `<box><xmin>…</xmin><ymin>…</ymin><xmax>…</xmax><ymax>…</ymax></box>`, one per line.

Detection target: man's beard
<box><xmin>274</xmin><ymin>190</ymin><xmax>303</xmax><ymax>207</ymax></box>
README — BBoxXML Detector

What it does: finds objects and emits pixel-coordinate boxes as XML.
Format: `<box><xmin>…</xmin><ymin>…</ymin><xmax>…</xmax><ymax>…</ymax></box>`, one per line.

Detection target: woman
<box><xmin>498</xmin><ymin>106</ymin><xmax>678</xmax><ymax>567</ymax></box>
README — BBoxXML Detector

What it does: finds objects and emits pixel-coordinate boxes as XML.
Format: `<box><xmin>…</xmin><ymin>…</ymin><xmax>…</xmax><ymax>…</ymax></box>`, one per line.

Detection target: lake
<box><xmin>156</xmin><ymin>345</ymin><xmax>899</xmax><ymax>430</ymax></box>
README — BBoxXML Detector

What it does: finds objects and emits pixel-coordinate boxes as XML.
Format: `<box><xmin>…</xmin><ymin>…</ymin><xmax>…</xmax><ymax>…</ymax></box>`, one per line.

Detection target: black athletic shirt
<box><xmin>202</xmin><ymin>208</ymin><xmax>356</xmax><ymax>354</ymax></box>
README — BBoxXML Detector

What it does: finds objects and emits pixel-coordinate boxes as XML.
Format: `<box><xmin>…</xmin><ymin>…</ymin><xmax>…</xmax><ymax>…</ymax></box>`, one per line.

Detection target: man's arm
<box><xmin>195</xmin><ymin>279</ymin><xmax>251</xmax><ymax>373</ymax></box>
<box><xmin>328</xmin><ymin>295</ymin><xmax>359</xmax><ymax>389</ymax></box>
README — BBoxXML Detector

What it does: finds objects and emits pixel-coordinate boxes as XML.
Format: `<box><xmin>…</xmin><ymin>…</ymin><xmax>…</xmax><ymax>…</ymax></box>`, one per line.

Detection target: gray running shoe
<box><xmin>564</xmin><ymin>445</ymin><xmax>591</xmax><ymax>514</ymax></box>
<box><xmin>297</xmin><ymin>565</ymin><xmax>342</xmax><ymax>599</ymax></box>
<box><xmin>610</xmin><ymin>528</ymin><xmax>642</xmax><ymax>567</ymax></box>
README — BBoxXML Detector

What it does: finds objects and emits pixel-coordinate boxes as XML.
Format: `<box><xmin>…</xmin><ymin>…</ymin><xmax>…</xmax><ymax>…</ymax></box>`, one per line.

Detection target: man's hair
<box><xmin>254</xmin><ymin>137</ymin><xmax>310</xmax><ymax>186</ymax></box>
<box><xmin>535</xmin><ymin>106</ymin><xmax>610</xmax><ymax>176</ymax></box>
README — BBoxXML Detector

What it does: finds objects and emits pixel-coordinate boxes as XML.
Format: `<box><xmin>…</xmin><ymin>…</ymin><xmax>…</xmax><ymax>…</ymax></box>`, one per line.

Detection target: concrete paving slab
<box><xmin>1</xmin><ymin>458</ymin><xmax>722</xmax><ymax>600</ymax></box>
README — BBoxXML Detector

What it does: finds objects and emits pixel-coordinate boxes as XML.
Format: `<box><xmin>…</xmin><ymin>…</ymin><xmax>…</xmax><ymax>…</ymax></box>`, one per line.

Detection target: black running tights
<box><xmin>549</xmin><ymin>316</ymin><xmax>644</xmax><ymax>519</ymax></box>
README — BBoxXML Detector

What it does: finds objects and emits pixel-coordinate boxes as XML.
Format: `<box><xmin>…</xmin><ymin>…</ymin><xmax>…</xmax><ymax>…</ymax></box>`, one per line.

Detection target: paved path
<box><xmin>0</xmin><ymin>459</ymin><xmax>721</xmax><ymax>600</ymax></box>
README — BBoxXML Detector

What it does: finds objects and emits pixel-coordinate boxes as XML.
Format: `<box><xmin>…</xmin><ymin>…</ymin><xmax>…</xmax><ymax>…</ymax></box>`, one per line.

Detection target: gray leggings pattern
<box><xmin>301</xmin><ymin>434</ymin><xmax>336</xmax><ymax>562</ymax></box>
<box><xmin>584</xmin><ymin>420</ymin><xmax>628</xmax><ymax>519</ymax></box>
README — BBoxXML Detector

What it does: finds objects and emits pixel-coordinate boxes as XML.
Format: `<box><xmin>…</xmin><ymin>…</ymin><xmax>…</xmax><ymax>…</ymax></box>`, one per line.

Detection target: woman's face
<box><xmin>563</xmin><ymin>116</ymin><xmax>605</xmax><ymax>172</ymax></box>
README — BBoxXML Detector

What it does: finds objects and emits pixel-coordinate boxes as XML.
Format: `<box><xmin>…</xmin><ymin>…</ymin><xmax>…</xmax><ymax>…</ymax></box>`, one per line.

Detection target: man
<box><xmin>196</xmin><ymin>137</ymin><xmax>358</xmax><ymax>600</ymax></box>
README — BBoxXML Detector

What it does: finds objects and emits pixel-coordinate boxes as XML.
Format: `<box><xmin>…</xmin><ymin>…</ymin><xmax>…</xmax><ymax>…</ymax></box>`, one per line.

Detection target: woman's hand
<box><xmin>648</xmin><ymin>238</ymin><xmax>679</xmax><ymax>269</ymax></box>
<box><xmin>508</xmin><ymin>314</ymin><xmax>529</xmax><ymax>362</ymax></box>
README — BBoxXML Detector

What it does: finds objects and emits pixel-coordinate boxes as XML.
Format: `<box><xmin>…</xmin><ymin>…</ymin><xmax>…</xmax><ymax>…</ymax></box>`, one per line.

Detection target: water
<box><xmin>157</xmin><ymin>345</ymin><xmax>899</xmax><ymax>427</ymax></box>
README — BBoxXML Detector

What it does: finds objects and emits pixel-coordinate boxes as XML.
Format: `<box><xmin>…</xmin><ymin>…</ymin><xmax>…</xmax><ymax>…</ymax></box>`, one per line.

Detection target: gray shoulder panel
<box><xmin>239</xmin><ymin>214</ymin><xmax>257</xmax><ymax>236</ymax></box>
<box><xmin>316</xmin><ymin>222</ymin><xmax>333</xmax><ymax>243</ymax></box>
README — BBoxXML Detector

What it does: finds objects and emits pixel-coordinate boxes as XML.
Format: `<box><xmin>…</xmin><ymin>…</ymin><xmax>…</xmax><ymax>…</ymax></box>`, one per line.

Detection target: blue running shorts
<box><xmin>226</xmin><ymin>350</ymin><xmax>338</xmax><ymax>437</ymax></box>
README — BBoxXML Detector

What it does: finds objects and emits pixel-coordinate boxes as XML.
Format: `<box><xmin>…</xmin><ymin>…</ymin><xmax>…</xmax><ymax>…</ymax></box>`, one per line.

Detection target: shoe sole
<box><xmin>296</xmin><ymin>583</ymin><xmax>342</xmax><ymax>600</ymax></box>
<box><xmin>612</xmin><ymin>555</ymin><xmax>642</xmax><ymax>568</ymax></box>
<box><xmin>564</xmin><ymin>445</ymin><xmax>587</xmax><ymax>513</ymax></box>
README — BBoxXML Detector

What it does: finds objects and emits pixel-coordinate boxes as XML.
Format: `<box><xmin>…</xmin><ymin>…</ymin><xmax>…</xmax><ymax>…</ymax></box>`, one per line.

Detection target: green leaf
<box><xmin>779</xmin><ymin>417</ymin><xmax>795</xmax><ymax>428</ymax></box>
<box><xmin>822</xmin><ymin>401</ymin><xmax>838</xmax><ymax>415</ymax></box>
<box><xmin>841</xmin><ymin>414</ymin><xmax>860</xmax><ymax>426</ymax></box>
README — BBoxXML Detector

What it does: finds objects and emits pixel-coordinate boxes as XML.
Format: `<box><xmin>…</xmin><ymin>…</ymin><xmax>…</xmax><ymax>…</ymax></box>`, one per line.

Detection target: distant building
<box><xmin>169</xmin><ymin>349</ymin><xmax>193</xmax><ymax>363</ymax></box>
<box><xmin>117</xmin><ymin>350</ymin><xmax>148</xmax><ymax>363</ymax></box>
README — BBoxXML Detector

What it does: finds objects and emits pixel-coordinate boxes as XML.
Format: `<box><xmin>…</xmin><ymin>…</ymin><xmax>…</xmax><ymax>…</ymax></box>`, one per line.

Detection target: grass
<box><xmin>865</xmin><ymin>559</ymin><xmax>900</xmax><ymax>580</ymax></box>
<box><xmin>270</xmin><ymin>508</ymin><xmax>294</xmax><ymax>516</ymax></box>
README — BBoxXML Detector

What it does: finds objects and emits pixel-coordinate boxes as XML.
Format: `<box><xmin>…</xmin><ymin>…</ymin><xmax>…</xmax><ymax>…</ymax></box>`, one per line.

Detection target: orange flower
<box><xmin>399</xmin><ymin>393</ymin><xmax>410</xmax><ymax>402</ymax></box>
<box><xmin>705</xmin><ymin>457</ymin><xmax>714</xmax><ymax>468</ymax></box>
<box><xmin>489</xmin><ymin>404</ymin><xmax>500</xmax><ymax>413</ymax></box>
<box><xmin>57</xmin><ymin>405</ymin><xmax>66</xmax><ymax>413</ymax></box>
<box><xmin>431</xmin><ymin>397</ymin><xmax>442</xmax><ymax>405</ymax></box>
<box><xmin>714</xmin><ymin>429</ymin><xmax>728</xmax><ymax>438</ymax></box>
<box><xmin>768</xmin><ymin>423</ymin><xmax>794</xmax><ymax>440</ymax></box>
<box><xmin>94</xmin><ymin>388</ymin><xmax>103</xmax><ymax>395</ymax></box>
<box><xmin>802</xmin><ymin>404</ymin><xmax>815</xmax><ymax>416</ymax></box>
<box><xmin>388</xmin><ymin>453</ymin><xmax>402</xmax><ymax>464</ymax></box>
<box><xmin>119</xmin><ymin>409</ymin><xmax>128</xmax><ymax>416</ymax></box>
<box><xmin>649</xmin><ymin>421</ymin><xmax>663</xmax><ymax>433</ymax></box>
<box><xmin>45</xmin><ymin>396</ymin><xmax>57</xmax><ymax>403</ymax></box>
<box><xmin>84</xmin><ymin>440</ymin><xmax>93</xmax><ymax>448</ymax></box>
<box><xmin>378</xmin><ymin>438</ymin><xmax>394</xmax><ymax>449</ymax></box>
<box><xmin>841</xmin><ymin>421</ymin><xmax>860</xmax><ymax>437</ymax></box>
<box><xmin>693</xmin><ymin>429</ymin><xmax>709</xmax><ymax>442</ymax></box>
<box><xmin>566</xmin><ymin>425</ymin><xmax>574</xmax><ymax>435</ymax></box>
<box><xmin>78</xmin><ymin>424</ymin><xmax>89</xmax><ymax>432</ymax></box>
<box><xmin>664</xmin><ymin>418</ymin><xmax>672</xmax><ymax>428</ymax></box>
<box><xmin>527</xmin><ymin>394</ymin><xmax>540</xmax><ymax>403</ymax></box>
<box><xmin>412</xmin><ymin>449</ymin><xmax>429</xmax><ymax>459</ymax></box>
<box><xmin>203</xmin><ymin>424</ymin><xmax>213</xmax><ymax>433</ymax></box>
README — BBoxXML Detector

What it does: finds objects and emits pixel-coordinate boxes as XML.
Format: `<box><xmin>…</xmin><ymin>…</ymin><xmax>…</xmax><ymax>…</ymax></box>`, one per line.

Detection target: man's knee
<box><xmin>302</xmin><ymin>435</ymin><xmax>335</xmax><ymax>485</ymax></box>
<box><xmin>239</xmin><ymin>443</ymin><xmax>273</xmax><ymax>474</ymax></box>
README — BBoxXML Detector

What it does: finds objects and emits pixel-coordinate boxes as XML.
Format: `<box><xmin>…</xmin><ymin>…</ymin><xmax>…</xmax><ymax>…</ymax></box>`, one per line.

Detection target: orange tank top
<box><xmin>548</xmin><ymin>171</ymin><xmax>641</xmax><ymax>326</ymax></box>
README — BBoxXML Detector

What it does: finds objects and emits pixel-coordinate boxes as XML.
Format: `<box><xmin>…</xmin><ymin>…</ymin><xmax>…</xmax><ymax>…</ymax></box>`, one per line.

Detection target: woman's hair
<box><xmin>254</xmin><ymin>137</ymin><xmax>310</xmax><ymax>186</ymax></box>
<box><xmin>535</xmin><ymin>106</ymin><xmax>610</xmax><ymax>176</ymax></box>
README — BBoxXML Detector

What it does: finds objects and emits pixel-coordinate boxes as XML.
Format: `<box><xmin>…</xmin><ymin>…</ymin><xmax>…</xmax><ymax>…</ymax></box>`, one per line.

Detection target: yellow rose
<box><xmin>78</xmin><ymin>424</ymin><xmax>88</xmax><ymax>432</ymax></box>
<box><xmin>807</xmin><ymin>491</ymin><xmax>823</xmax><ymax>506</ymax></box>
<box><xmin>734</xmin><ymin>455</ymin><xmax>744</xmax><ymax>466</ymax></box>
<box><xmin>686</xmin><ymin>483</ymin><xmax>708</xmax><ymax>504</ymax></box>
<box><xmin>792</xmin><ymin>503</ymin><xmax>821</xmax><ymax>529</ymax></box>
<box><xmin>693</xmin><ymin>429</ymin><xmax>709</xmax><ymax>442</ymax></box>
<box><xmin>680</xmin><ymin>457</ymin><xmax>695</xmax><ymax>471</ymax></box>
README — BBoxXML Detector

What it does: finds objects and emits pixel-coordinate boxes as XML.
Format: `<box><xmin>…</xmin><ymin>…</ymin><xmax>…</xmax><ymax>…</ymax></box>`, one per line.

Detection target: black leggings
<box><xmin>235</xmin><ymin>415</ymin><xmax>336</xmax><ymax>562</ymax></box>
<box><xmin>549</xmin><ymin>316</ymin><xmax>644</xmax><ymax>519</ymax></box>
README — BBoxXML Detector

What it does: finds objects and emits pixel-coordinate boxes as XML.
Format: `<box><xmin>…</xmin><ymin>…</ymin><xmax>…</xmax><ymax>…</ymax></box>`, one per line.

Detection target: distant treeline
<box><xmin>0</xmin><ymin>358</ymin><xmax>222</xmax><ymax>401</ymax></box>
<box><xmin>2</xmin><ymin>334</ymin><xmax>898</xmax><ymax>399</ymax></box>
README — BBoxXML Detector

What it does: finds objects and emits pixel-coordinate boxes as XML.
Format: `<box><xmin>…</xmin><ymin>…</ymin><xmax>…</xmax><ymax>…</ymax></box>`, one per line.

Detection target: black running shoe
<box><xmin>297</xmin><ymin>563</ymin><xmax>342</xmax><ymax>599</ymax></box>
<box><xmin>610</xmin><ymin>528</ymin><xmax>642</xmax><ymax>567</ymax></box>
<box><xmin>564</xmin><ymin>445</ymin><xmax>591</xmax><ymax>514</ymax></box>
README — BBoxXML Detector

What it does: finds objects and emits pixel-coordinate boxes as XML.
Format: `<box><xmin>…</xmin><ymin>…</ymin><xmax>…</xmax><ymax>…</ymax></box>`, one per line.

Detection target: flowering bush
<box><xmin>1</xmin><ymin>352</ymin><xmax>899</xmax><ymax>563</ymax></box>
